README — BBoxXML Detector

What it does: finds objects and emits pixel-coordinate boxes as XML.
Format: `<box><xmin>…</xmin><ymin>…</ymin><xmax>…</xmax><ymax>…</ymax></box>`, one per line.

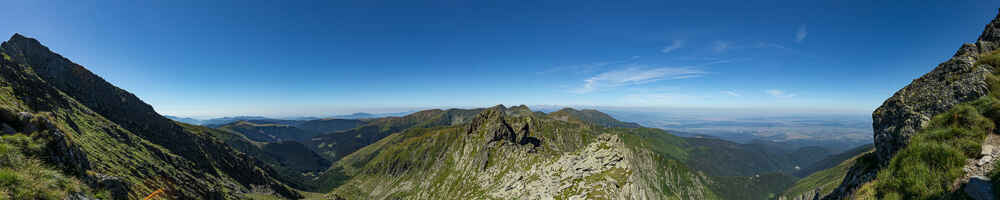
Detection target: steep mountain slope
<box><xmin>683</xmin><ymin>138</ymin><xmax>831</xmax><ymax>177</ymax></box>
<box><xmin>322</xmin><ymin>105</ymin><xmax>717</xmax><ymax>199</ymax></box>
<box><xmin>0</xmin><ymin>34</ymin><xmax>299</xmax><ymax>199</ymax></box>
<box><xmin>781</xmin><ymin>145</ymin><xmax>874</xmax><ymax>200</ymax></box>
<box><xmin>185</xmin><ymin>123</ymin><xmax>331</xmax><ymax>191</ymax></box>
<box><xmin>794</xmin><ymin>144</ymin><xmax>874</xmax><ymax>178</ymax></box>
<box><xmin>824</xmin><ymin>10</ymin><xmax>1000</xmax><ymax>199</ymax></box>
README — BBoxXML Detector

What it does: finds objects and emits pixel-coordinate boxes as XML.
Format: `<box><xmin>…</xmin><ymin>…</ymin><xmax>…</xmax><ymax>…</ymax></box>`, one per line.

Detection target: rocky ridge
<box><xmin>323</xmin><ymin>105</ymin><xmax>715</xmax><ymax>199</ymax></box>
<box><xmin>824</xmin><ymin>9</ymin><xmax>1000</xmax><ymax>199</ymax></box>
<box><xmin>0</xmin><ymin>34</ymin><xmax>299</xmax><ymax>199</ymax></box>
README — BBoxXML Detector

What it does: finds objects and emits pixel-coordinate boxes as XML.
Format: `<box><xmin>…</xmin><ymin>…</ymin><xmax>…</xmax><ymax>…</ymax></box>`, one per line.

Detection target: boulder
<box><xmin>964</xmin><ymin>176</ymin><xmax>995</xmax><ymax>200</ymax></box>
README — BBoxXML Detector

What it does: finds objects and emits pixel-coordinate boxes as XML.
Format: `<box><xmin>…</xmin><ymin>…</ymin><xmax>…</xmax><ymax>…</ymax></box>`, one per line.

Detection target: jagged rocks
<box><xmin>92</xmin><ymin>173</ymin><xmax>130</xmax><ymax>200</ymax></box>
<box><xmin>488</xmin><ymin>134</ymin><xmax>630</xmax><ymax>199</ymax></box>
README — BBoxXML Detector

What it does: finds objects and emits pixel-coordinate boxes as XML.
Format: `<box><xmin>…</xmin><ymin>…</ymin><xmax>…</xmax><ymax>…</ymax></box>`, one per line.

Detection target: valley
<box><xmin>4</xmin><ymin>2</ymin><xmax>1000</xmax><ymax>200</ymax></box>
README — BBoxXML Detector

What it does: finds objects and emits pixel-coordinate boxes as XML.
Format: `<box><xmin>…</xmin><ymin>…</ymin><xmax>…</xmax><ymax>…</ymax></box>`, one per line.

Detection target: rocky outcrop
<box><xmin>824</xmin><ymin>9</ymin><xmax>1000</xmax><ymax>200</ymax></box>
<box><xmin>872</xmin><ymin>14</ymin><xmax>1000</xmax><ymax>165</ymax></box>
<box><xmin>328</xmin><ymin>106</ymin><xmax>714</xmax><ymax>199</ymax></box>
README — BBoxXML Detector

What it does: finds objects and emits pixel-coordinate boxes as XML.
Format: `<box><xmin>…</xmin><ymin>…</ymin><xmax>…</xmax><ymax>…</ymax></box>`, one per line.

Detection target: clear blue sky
<box><xmin>3</xmin><ymin>0</ymin><xmax>999</xmax><ymax>118</ymax></box>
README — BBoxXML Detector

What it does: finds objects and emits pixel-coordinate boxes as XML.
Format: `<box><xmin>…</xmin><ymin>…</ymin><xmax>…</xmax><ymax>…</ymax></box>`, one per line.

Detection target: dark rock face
<box><xmin>93</xmin><ymin>174</ymin><xmax>130</xmax><ymax>200</ymax></box>
<box><xmin>825</xmin><ymin>10</ymin><xmax>1000</xmax><ymax>200</ymax></box>
<box><xmin>964</xmin><ymin>176</ymin><xmax>995</xmax><ymax>200</ymax></box>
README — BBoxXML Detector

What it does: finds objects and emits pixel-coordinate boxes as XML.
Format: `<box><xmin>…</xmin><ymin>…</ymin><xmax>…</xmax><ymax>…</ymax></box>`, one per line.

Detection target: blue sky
<box><xmin>3</xmin><ymin>0</ymin><xmax>1000</xmax><ymax>118</ymax></box>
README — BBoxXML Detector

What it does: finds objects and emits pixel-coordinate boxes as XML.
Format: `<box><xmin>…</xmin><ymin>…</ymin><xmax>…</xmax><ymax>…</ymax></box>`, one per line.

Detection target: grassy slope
<box><xmin>782</xmin><ymin>146</ymin><xmax>874</xmax><ymax>198</ymax></box>
<box><xmin>306</xmin><ymin>108</ymin><xmax>483</xmax><ymax>162</ymax></box>
<box><xmin>795</xmin><ymin>144</ymin><xmax>874</xmax><ymax>177</ymax></box>
<box><xmin>327</xmin><ymin>107</ymin><xmax>692</xmax><ymax>199</ymax></box>
<box><xmin>318</xmin><ymin>106</ymin><xmax>815</xmax><ymax>199</ymax></box>
<box><xmin>709</xmin><ymin>173</ymin><xmax>799</xmax><ymax>200</ymax></box>
<box><xmin>852</xmin><ymin>50</ymin><xmax>1000</xmax><ymax>199</ymax></box>
<box><xmin>183</xmin><ymin>123</ymin><xmax>333</xmax><ymax>192</ymax></box>
<box><xmin>0</xmin><ymin>35</ymin><xmax>299</xmax><ymax>199</ymax></box>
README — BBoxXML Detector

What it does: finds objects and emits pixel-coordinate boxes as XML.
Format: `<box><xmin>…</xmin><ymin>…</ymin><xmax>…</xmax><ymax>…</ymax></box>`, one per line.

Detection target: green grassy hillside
<box><xmin>305</xmin><ymin>108</ymin><xmax>484</xmax><ymax>162</ymax></box>
<box><xmin>321</xmin><ymin>106</ymin><xmax>717</xmax><ymax>199</ymax></box>
<box><xmin>0</xmin><ymin>34</ymin><xmax>299</xmax><ymax>199</ymax></box>
<box><xmin>782</xmin><ymin>146</ymin><xmax>874</xmax><ymax>199</ymax></box>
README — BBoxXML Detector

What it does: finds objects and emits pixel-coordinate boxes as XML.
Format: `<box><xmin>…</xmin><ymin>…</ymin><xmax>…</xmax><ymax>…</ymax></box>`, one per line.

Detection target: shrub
<box><xmin>877</xmin><ymin>142</ymin><xmax>966</xmax><ymax>199</ymax></box>
<box><xmin>0</xmin><ymin>133</ymin><xmax>85</xmax><ymax>200</ymax></box>
<box><xmin>876</xmin><ymin>99</ymin><xmax>995</xmax><ymax>199</ymax></box>
<box><xmin>978</xmin><ymin>50</ymin><xmax>1000</xmax><ymax>68</ymax></box>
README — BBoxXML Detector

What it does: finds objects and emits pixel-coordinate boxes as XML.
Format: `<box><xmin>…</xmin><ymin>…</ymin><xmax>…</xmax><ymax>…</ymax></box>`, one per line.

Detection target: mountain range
<box><xmin>6</xmin><ymin>9</ymin><xmax>1000</xmax><ymax>200</ymax></box>
<box><xmin>0</xmin><ymin>32</ymin><xmax>873</xmax><ymax>199</ymax></box>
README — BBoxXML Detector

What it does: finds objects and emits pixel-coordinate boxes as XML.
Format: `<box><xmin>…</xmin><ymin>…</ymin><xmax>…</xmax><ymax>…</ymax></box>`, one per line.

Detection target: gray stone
<box><xmin>965</xmin><ymin>176</ymin><xmax>995</xmax><ymax>200</ymax></box>
<box><xmin>825</xmin><ymin>9</ymin><xmax>1000</xmax><ymax>200</ymax></box>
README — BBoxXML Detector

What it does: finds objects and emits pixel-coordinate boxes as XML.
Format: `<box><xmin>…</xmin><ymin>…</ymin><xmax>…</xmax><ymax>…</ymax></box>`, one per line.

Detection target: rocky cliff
<box><xmin>0</xmin><ymin>34</ymin><xmax>299</xmax><ymax>199</ymax></box>
<box><xmin>824</xmin><ymin>9</ymin><xmax>1000</xmax><ymax>199</ymax></box>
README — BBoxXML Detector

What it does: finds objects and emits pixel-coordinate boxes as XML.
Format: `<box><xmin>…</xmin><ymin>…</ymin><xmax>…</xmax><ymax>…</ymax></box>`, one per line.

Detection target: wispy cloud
<box><xmin>795</xmin><ymin>25</ymin><xmax>808</xmax><ymax>43</ymax></box>
<box><xmin>765</xmin><ymin>89</ymin><xmax>797</xmax><ymax>98</ymax></box>
<box><xmin>756</xmin><ymin>42</ymin><xmax>787</xmax><ymax>49</ymax></box>
<box><xmin>722</xmin><ymin>90</ymin><xmax>741</xmax><ymax>97</ymax></box>
<box><xmin>621</xmin><ymin>92</ymin><xmax>697</xmax><ymax>105</ymax></box>
<box><xmin>538</xmin><ymin>56</ymin><xmax>639</xmax><ymax>75</ymax></box>
<box><xmin>573</xmin><ymin>66</ymin><xmax>705</xmax><ymax>94</ymax></box>
<box><xmin>713</xmin><ymin>41</ymin><xmax>730</xmax><ymax>53</ymax></box>
<box><xmin>661</xmin><ymin>40</ymin><xmax>685</xmax><ymax>54</ymax></box>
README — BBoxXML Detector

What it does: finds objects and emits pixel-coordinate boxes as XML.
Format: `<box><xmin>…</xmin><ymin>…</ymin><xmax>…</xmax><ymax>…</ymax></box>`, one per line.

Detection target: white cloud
<box><xmin>573</xmin><ymin>66</ymin><xmax>705</xmax><ymax>94</ymax></box>
<box><xmin>722</xmin><ymin>90</ymin><xmax>741</xmax><ymax>97</ymax></box>
<box><xmin>795</xmin><ymin>25</ymin><xmax>808</xmax><ymax>43</ymax></box>
<box><xmin>713</xmin><ymin>41</ymin><xmax>730</xmax><ymax>53</ymax></box>
<box><xmin>661</xmin><ymin>40</ymin><xmax>685</xmax><ymax>53</ymax></box>
<box><xmin>765</xmin><ymin>89</ymin><xmax>797</xmax><ymax>98</ymax></box>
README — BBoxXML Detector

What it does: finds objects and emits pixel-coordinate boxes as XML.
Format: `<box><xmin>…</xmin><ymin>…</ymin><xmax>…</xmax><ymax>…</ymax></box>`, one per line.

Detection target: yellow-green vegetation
<box><xmin>850</xmin><ymin>181</ymin><xmax>879</xmax><ymax>200</ymax></box>
<box><xmin>875</xmin><ymin>95</ymin><xmax>999</xmax><ymax>199</ymax></box>
<box><xmin>0</xmin><ymin>134</ymin><xmax>87</xmax><ymax>199</ymax></box>
<box><xmin>869</xmin><ymin>50</ymin><xmax>1000</xmax><ymax>199</ymax></box>
<box><xmin>977</xmin><ymin>50</ymin><xmax>1000</xmax><ymax>69</ymax></box>
<box><xmin>0</xmin><ymin>52</ymin><xmax>9</xmax><ymax>61</ymax></box>
<box><xmin>783</xmin><ymin>149</ymin><xmax>875</xmax><ymax>198</ymax></box>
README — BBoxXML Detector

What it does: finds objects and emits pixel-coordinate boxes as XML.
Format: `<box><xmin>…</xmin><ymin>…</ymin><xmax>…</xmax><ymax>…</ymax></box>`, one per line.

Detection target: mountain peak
<box><xmin>3</xmin><ymin>33</ymin><xmax>47</xmax><ymax>52</ymax></box>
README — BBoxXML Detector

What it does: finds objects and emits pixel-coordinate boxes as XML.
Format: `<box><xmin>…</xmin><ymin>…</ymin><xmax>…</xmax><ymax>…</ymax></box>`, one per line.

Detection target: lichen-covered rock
<box><xmin>824</xmin><ymin>9</ymin><xmax>1000</xmax><ymax>200</ymax></box>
